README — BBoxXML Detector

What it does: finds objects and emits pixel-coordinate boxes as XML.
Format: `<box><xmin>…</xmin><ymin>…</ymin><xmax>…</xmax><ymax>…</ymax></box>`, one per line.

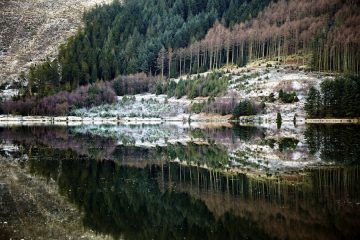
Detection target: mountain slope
<box><xmin>0</xmin><ymin>0</ymin><xmax>111</xmax><ymax>85</ymax></box>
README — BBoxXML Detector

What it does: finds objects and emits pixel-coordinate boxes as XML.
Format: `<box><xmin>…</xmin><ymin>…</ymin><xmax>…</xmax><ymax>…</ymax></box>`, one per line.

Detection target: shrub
<box><xmin>190</xmin><ymin>102</ymin><xmax>205</xmax><ymax>114</ymax></box>
<box><xmin>112</xmin><ymin>73</ymin><xmax>160</xmax><ymax>96</ymax></box>
<box><xmin>0</xmin><ymin>81</ymin><xmax>116</xmax><ymax>116</ymax></box>
<box><xmin>276</xmin><ymin>112</ymin><xmax>282</xmax><ymax>129</ymax></box>
<box><xmin>232</xmin><ymin>100</ymin><xmax>257</xmax><ymax>118</ymax></box>
<box><xmin>165</xmin><ymin>72</ymin><xmax>229</xmax><ymax>99</ymax></box>
<box><xmin>278</xmin><ymin>89</ymin><xmax>299</xmax><ymax>103</ymax></box>
<box><xmin>278</xmin><ymin>138</ymin><xmax>299</xmax><ymax>152</ymax></box>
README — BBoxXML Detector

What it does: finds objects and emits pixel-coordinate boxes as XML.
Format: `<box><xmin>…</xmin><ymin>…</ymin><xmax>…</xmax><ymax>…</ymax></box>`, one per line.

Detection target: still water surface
<box><xmin>0</xmin><ymin>124</ymin><xmax>359</xmax><ymax>239</ymax></box>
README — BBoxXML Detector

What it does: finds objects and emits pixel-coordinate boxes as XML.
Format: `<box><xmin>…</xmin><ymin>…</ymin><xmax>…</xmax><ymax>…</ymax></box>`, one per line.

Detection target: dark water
<box><xmin>1</xmin><ymin>124</ymin><xmax>360</xmax><ymax>239</ymax></box>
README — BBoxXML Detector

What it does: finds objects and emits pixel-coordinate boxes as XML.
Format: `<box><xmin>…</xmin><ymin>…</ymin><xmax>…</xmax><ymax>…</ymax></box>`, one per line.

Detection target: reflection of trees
<box><xmin>112</xmin><ymin>142</ymin><xmax>230</xmax><ymax>169</ymax></box>
<box><xmin>277</xmin><ymin>138</ymin><xmax>299</xmax><ymax>152</ymax></box>
<box><xmin>165</xmin><ymin>143</ymin><xmax>229</xmax><ymax>169</ymax></box>
<box><xmin>189</xmin><ymin>125</ymin><xmax>265</xmax><ymax>152</ymax></box>
<box><xmin>0</xmin><ymin>126</ymin><xmax>117</xmax><ymax>160</ymax></box>
<box><xmin>27</xmin><ymin>150</ymin><xmax>271</xmax><ymax>240</ymax></box>
<box><xmin>3</xmin><ymin>125</ymin><xmax>360</xmax><ymax>239</ymax></box>
<box><xmin>0</xmin><ymin>126</ymin><xmax>231</xmax><ymax>170</ymax></box>
<box><xmin>305</xmin><ymin>125</ymin><xmax>360</xmax><ymax>164</ymax></box>
<box><xmin>194</xmin><ymin>125</ymin><xmax>265</xmax><ymax>142</ymax></box>
<box><xmin>163</xmin><ymin>164</ymin><xmax>360</xmax><ymax>240</ymax></box>
<box><xmin>15</xmin><ymin>138</ymin><xmax>360</xmax><ymax>240</ymax></box>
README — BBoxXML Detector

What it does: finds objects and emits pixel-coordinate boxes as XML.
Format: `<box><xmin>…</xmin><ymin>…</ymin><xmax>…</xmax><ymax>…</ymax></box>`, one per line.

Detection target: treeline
<box><xmin>305</xmin><ymin>75</ymin><xmax>360</xmax><ymax>118</ymax></box>
<box><xmin>0</xmin><ymin>81</ymin><xmax>116</xmax><ymax>116</ymax></box>
<box><xmin>161</xmin><ymin>0</ymin><xmax>360</xmax><ymax>77</ymax></box>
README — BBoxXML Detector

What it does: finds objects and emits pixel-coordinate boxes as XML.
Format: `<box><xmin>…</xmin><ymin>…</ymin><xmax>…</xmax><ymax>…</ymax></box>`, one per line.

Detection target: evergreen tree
<box><xmin>276</xmin><ymin>112</ymin><xmax>282</xmax><ymax>129</ymax></box>
<box><xmin>305</xmin><ymin>86</ymin><xmax>320</xmax><ymax>118</ymax></box>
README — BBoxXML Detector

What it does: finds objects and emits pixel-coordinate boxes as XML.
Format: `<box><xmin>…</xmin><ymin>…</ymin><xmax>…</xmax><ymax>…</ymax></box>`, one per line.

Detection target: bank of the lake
<box><xmin>305</xmin><ymin>118</ymin><xmax>360</xmax><ymax>124</ymax></box>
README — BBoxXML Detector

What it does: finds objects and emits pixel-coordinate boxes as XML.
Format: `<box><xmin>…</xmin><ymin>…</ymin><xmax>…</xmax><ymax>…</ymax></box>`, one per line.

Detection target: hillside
<box><xmin>47</xmin><ymin>0</ymin><xmax>359</xmax><ymax>95</ymax></box>
<box><xmin>0</xmin><ymin>0</ymin><xmax>359</xmax><ymax>120</ymax></box>
<box><xmin>70</xmin><ymin>62</ymin><xmax>326</xmax><ymax>122</ymax></box>
<box><xmin>0</xmin><ymin>0</ymin><xmax>111</xmax><ymax>88</ymax></box>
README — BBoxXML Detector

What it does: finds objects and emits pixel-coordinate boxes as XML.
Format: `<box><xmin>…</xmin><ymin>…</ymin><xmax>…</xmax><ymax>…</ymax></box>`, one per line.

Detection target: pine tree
<box><xmin>276</xmin><ymin>112</ymin><xmax>282</xmax><ymax>129</ymax></box>
<box><xmin>305</xmin><ymin>86</ymin><xmax>320</xmax><ymax>118</ymax></box>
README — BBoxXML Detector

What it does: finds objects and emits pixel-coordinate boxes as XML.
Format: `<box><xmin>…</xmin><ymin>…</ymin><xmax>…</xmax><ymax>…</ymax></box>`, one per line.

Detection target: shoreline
<box><xmin>0</xmin><ymin>114</ymin><xmax>233</xmax><ymax>126</ymax></box>
<box><xmin>1</xmin><ymin>115</ymin><xmax>359</xmax><ymax>126</ymax></box>
<box><xmin>305</xmin><ymin>118</ymin><xmax>360</xmax><ymax>124</ymax></box>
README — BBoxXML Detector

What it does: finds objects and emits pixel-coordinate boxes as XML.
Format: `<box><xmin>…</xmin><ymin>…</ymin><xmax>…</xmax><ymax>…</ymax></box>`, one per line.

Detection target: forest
<box><xmin>22</xmin><ymin>0</ymin><xmax>272</xmax><ymax>97</ymax></box>
<box><xmin>170</xmin><ymin>0</ymin><xmax>360</xmax><ymax>77</ymax></box>
<box><xmin>23</xmin><ymin>0</ymin><xmax>360</xmax><ymax>96</ymax></box>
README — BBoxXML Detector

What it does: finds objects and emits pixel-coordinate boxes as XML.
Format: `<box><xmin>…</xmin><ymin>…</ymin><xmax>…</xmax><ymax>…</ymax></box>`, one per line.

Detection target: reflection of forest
<box><xmin>0</xmin><ymin>126</ymin><xmax>229</xmax><ymax>169</ymax></box>
<box><xmin>165</xmin><ymin>165</ymin><xmax>360</xmax><ymax>240</ymax></box>
<box><xmin>305</xmin><ymin>124</ymin><xmax>360</xmax><ymax>164</ymax></box>
<box><xmin>0</xmin><ymin>126</ymin><xmax>117</xmax><ymax>160</ymax></box>
<box><xmin>24</xmin><ymin>144</ymin><xmax>360</xmax><ymax>240</ymax></box>
<box><xmin>1</xmin><ymin>124</ymin><xmax>360</xmax><ymax>171</ymax></box>
<box><xmin>1</xmin><ymin>124</ymin><xmax>360</xmax><ymax>239</ymax></box>
<box><xmin>26</xmin><ymin>151</ymin><xmax>272</xmax><ymax>240</ymax></box>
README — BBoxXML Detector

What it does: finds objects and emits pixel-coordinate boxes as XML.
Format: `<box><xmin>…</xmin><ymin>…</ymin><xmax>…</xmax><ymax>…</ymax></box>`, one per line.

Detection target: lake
<box><xmin>0</xmin><ymin>123</ymin><xmax>360</xmax><ymax>239</ymax></box>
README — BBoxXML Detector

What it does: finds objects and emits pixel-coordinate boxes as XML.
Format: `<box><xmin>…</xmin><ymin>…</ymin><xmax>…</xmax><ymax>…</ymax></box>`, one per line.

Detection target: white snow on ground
<box><xmin>0</xmin><ymin>87</ymin><xmax>19</xmax><ymax>100</ymax></box>
<box><xmin>226</xmin><ymin>65</ymin><xmax>330</xmax><ymax>122</ymax></box>
<box><xmin>291</xmin><ymin>81</ymin><xmax>302</xmax><ymax>90</ymax></box>
<box><xmin>71</xmin><ymin>63</ymin><xmax>330</xmax><ymax>123</ymax></box>
<box><xmin>73</xmin><ymin>94</ymin><xmax>191</xmax><ymax>119</ymax></box>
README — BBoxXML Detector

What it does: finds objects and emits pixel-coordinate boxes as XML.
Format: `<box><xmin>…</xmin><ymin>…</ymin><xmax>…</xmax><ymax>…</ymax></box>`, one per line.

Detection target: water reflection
<box><xmin>305</xmin><ymin>124</ymin><xmax>360</xmax><ymax>164</ymax></box>
<box><xmin>1</xmin><ymin>124</ymin><xmax>360</xmax><ymax>170</ymax></box>
<box><xmin>1</xmin><ymin>124</ymin><xmax>360</xmax><ymax>239</ymax></box>
<box><xmin>25</xmin><ymin>148</ymin><xmax>360</xmax><ymax>240</ymax></box>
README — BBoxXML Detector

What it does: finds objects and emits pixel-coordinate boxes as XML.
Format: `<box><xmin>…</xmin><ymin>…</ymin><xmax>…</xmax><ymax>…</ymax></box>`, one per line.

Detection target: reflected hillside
<box><xmin>23</xmin><ymin>147</ymin><xmax>360</xmax><ymax>240</ymax></box>
<box><xmin>26</xmin><ymin>150</ymin><xmax>272</xmax><ymax>240</ymax></box>
<box><xmin>0</xmin><ymin>126</ymin><xmax>117</xmax><ymax>160</ymax></box>
<box><xmin>167</xmin><ymin>165</ymin><xmax>360</xmax><ymax>240</ymax></box>
<box><xmin>1</xmin><ymin>124</ymin><xmax>360</xmax><ymax>172</ymax></box>
<box><xmin>1</xmin><ymin>124</ymin><xmax>360</xmax><ymax>239</ymax></box>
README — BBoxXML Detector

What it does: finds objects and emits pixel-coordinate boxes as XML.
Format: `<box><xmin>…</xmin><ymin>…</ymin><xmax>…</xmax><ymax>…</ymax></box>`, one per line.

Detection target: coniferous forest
<box><xmin>305</xmin><ymin>75</ymin><xmax>360</xmax><ymax>118</ymax></box>
<box><xmin>36</xmin><ymin>0</ymin><xmax>272</xmax><ymax>94</ymax></box>
<box><xmin>36</xmin><ymin>0</ymin><xmax>359</xmax><ymax>94</ymax></box>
